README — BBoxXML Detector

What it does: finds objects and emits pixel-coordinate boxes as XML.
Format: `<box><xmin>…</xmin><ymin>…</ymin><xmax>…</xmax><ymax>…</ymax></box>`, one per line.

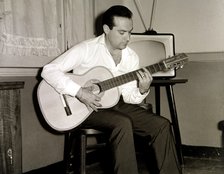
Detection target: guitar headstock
<box><xmin>162</xmin><ymin>53</ymin><xmax>188</xmax><ymax>71</ymax></box>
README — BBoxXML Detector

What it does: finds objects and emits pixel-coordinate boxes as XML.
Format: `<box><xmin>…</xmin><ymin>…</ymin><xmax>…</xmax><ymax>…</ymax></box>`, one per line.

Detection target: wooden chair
<box><xmin>64</xmin><ymin>128</ymin><xmax>107</xmax><ymax>174</ymax></box>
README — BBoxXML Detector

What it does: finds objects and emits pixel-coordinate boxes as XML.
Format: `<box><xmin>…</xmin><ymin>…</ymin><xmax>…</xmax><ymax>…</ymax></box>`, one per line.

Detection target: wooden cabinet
<box><xmin>0</xmin><ymin>82</ymin><xmax>24</xmax><ymax>174</ymax></box>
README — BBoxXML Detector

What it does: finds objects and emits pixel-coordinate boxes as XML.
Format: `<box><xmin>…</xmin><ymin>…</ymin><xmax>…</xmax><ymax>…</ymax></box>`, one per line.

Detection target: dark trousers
<box><xmin>83</xmin><ymin>99</ymin><xmax>182</xmax><ymax>174</ymax></box>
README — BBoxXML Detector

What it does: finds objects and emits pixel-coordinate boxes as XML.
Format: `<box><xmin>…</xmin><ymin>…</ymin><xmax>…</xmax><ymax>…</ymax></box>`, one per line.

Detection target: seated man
<box><xmin>41</xmin><ymin>5</ymin><xmax>182</xmax><ymax>174</ymax></box>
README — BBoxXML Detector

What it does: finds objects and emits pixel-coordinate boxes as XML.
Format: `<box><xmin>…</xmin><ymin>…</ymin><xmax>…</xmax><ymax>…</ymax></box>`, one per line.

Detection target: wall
<box><xmin>175</xmin><ymin>57</ymin><xmax>224</xmax><ymax>147</ymax></box>
<box><xmin>146</xmin><ymin>53</ymin><xmax>224</xmax><ymax>147</ymax></box>
<box><xmin>123</xmin><ymin>0</ymin><xmax>224</xmax><ymax>53</ymax></box>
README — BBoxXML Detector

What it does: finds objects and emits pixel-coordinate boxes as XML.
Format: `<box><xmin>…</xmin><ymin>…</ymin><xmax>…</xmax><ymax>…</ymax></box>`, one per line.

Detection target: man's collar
<box><xmin>97</xmin><ymin>33</ymin><xmax>106</xmax><ymax>45</ymax></box>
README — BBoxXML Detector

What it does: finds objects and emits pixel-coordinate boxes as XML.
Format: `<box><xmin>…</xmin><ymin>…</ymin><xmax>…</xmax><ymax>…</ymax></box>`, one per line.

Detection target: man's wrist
<box><xmin>75</xmin><ymin>87</ymin><xmax>83</xmax><ymax>98</ymax></box>
<box><xmin>139</xmin><ymin>88</ymin><xmax>149</xmax><ymax>95</ymax></box>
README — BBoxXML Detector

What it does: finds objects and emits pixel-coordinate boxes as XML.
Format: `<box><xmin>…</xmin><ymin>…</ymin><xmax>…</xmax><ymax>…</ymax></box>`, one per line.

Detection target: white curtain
<box><xmin>0</xmin><ymin>0</ymin><xmax>60</xmax><ymax>57</ymax></box>
<box><xmin>64</xmin><ymin>0</ymin><xmax>95</xmax><ymax>49</ymax></box>
<box><xmin>0</xmin><ymin>0</ymin><xmax>95</xmax><ymax>57</ymax></box>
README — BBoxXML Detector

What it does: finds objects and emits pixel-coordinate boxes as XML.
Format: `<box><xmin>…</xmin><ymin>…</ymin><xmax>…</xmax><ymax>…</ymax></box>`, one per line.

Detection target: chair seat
<box><xmin>80</xmin><ymin>128</ymin><xmax>104</xmax><ymax>135</ymax></box>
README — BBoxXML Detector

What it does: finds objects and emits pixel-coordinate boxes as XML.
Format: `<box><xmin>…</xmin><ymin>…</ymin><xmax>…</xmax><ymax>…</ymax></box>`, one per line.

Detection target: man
<box><xmin>41</xmin><ymin>5</ymin><xmax>182</xmax><ymax>174</ymax></box>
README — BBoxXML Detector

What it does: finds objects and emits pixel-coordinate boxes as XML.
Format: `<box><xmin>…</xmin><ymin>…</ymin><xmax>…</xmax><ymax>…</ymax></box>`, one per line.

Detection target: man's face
<box><xmin>104</xmin><ymin>16</ymin><xmax>133</xmax><ymax>51</ymax></box>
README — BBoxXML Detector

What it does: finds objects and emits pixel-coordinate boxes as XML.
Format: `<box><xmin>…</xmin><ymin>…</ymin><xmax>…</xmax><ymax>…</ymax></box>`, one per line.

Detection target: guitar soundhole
<box><xmin>84</xmin><ymin>79</ymin><xmax>104</xmax><ymax>96</ymax></box>
<box><xmin>92</xmin><ymin>84</ymin><xmax>100</xmax><ymax>95</ymax></box>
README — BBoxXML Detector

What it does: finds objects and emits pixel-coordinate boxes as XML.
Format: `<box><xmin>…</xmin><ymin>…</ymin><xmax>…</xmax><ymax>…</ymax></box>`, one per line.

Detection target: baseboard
<box><xmin>24</xmin><ymin>145</ymin><xmax>224</xmax><ymax>173</ymax></box>
<box><xmin>23</xmin><ymin>161</ymin><xmax>65</xmax><ymax>174</ymax></box>
<box><xmin>182</xmin><ymin>144</ymin><xmax>224</xmax><ymax>160</ymax></box>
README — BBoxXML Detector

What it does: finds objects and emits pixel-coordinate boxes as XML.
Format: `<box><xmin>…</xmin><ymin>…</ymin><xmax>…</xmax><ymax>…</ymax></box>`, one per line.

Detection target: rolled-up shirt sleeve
<box><xmin>41</xmin><ymin>43</ymin><xmax>87</xmax><ymax>97</ymax></box>
<box><xmin>118</xmin><ymin>49</ymin><xmax>150</xmax><ymax>104</ymax></box>
<box><xmin>120</xmin><ymin>81</ymin><xmax>149</xmax><ymax>104</ymax></box>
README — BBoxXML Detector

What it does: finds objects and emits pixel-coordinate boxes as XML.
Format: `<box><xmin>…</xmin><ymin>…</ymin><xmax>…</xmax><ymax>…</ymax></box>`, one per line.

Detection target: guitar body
<box><xmin>37</xmin><ymin>66</ymin><xmax>120</xmax><ymax>131</ymax></box>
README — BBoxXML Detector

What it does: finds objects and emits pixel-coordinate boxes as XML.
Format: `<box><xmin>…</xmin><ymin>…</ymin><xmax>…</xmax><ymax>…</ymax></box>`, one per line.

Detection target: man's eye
<box><xmin>119</xmin><ymin>31</ymin><xmax>125</xmax><ymax>35</ymax></box>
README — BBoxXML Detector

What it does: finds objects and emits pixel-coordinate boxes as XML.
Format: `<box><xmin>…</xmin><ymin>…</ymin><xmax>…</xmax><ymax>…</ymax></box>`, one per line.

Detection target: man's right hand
<box><xmin>76</xmin><ymin>86</ymin><xmax>102</xmax><ymax>112</ymax></box>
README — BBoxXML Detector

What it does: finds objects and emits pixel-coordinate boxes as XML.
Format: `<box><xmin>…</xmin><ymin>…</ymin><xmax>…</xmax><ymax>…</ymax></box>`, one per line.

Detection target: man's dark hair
<box><xmin>102</xmin><ymin>5</ymin><xmax>133</xmax><ymax>29</ymax></box>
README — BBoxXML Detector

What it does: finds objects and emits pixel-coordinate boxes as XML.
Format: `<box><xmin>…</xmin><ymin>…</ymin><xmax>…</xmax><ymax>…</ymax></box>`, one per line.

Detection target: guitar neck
<box><xmin>97</xmin><ymin>61</ymin><xmax>165</xmax><ymax>92</ymax></box>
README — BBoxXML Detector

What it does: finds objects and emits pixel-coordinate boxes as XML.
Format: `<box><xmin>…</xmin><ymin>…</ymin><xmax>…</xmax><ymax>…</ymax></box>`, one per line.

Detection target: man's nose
<box><xmin>125</xmin><ymin>33</ymin><xmax>131</xmax><ymax>41</ymax></box>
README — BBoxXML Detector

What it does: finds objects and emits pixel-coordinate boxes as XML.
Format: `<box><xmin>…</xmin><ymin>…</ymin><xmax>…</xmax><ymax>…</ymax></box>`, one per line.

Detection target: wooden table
<box><xmin>151</xmin><ymin>78</ymin><xmax>188</xmax><ymax>165</ymax></box>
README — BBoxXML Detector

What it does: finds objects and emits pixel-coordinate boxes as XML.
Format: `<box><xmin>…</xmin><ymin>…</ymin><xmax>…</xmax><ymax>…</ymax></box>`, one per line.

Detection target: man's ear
<box><xmin>103</xmin><ymin>24</ymin><xmax>110</xmax><ymax>34</ymax></box>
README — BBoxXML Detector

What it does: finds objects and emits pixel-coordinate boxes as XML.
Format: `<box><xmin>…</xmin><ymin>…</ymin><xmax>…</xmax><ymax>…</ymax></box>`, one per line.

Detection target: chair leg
<box><xmin>80</xmin><ymin>133</ymin><xmax>87</xmax><ymax>174</ymax></box>
<box><xmin>64</xmin><ymin>132</ymin><xmax>75</xmax><ymax>174</ymax></box>
<box><xmin>64</xmin><ymin>130</ymin><xmax>106</xmax><ymax>174</ymax></box>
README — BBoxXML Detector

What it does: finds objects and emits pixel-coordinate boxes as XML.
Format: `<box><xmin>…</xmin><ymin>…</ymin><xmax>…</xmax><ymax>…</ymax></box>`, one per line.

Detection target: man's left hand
<box><xmin>136</xmin><ymin>67</ymin><xmax>153</xmax><ymax>94</ymax></box>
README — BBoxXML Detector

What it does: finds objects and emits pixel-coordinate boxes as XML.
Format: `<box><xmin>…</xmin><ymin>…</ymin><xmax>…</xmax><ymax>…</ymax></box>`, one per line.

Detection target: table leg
<box><xmin>155</xmin><ymin>86</ymin><xmax>161</xmax><ymax>115</ymax></box>
<box><xmin>165</xmin><ymin>85</ymin><xmax>184</xmax><ymax>165</ymax></box>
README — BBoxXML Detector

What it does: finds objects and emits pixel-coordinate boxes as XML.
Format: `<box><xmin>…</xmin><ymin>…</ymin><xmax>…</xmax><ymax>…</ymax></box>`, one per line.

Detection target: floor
<box><xmin>24</xmin><ymin>156</ymin><xmax>224</xmax><ymax>174</ymax></box>
<box><xmin>182</xmin><ymin>157</ymin><xmax>224</xmax><ymax>174</ymax></box>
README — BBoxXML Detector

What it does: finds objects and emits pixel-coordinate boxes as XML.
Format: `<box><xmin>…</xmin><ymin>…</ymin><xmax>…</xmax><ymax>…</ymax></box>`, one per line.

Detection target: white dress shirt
<box><xmin>41</xmin><ymin>34</ymin><xmax>149</xmax><ymax>104</ymax></box>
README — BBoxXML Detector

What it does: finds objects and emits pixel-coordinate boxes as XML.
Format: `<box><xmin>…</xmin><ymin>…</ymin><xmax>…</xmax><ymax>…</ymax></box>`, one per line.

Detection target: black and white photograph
<box><xmin>0</xmin><ymin>0</ymin><xmax>223</xmax><ymax>174</ymax></box>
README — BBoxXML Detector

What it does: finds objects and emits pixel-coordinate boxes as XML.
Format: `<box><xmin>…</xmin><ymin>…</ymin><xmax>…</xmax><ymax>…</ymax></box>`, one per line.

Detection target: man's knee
<box><xmin>115</xmin><ymin>116</ymin><xmax>133</xmax><ymax>131</ymax></box>
<box><xmin>110</xmin><ymin>116</ymin><xmax>133</xmax><ymax>140</ymax></box>
<box><xmin>160</xmin><ymin>117</ymin><xmax>172</xmax><ymax>131</ymax></box>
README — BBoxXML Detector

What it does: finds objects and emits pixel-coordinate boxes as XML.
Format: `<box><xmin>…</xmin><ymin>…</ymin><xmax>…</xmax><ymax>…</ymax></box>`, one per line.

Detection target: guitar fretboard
<box><xmin>97</xmin><ymin>61</ymin><xmax>165</xmax><ymax>92</ymax></box>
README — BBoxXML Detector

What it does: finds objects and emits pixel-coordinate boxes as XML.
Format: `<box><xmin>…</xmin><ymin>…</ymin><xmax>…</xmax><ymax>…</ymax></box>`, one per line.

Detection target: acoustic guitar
<box><xmin>37</xmin><ymin>53</ymin><xmax>188</xmax><ymax>131</ymax></box>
